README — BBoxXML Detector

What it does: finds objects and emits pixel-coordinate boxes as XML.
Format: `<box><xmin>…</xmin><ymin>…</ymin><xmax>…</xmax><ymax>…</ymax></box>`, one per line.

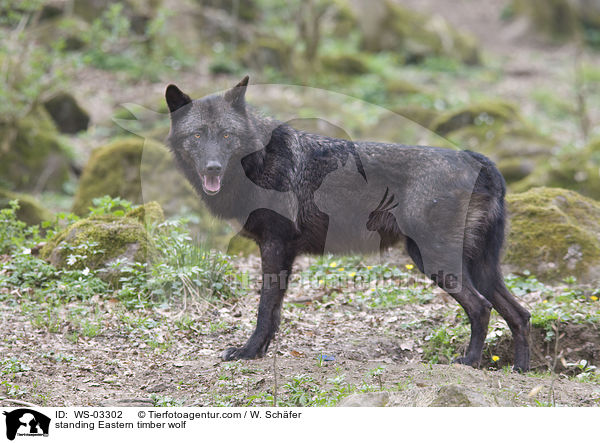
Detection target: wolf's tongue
<box><xmin>202</xmin><ymin>175</ymin><xmax>221</xmax><ymax>193</ymax></box>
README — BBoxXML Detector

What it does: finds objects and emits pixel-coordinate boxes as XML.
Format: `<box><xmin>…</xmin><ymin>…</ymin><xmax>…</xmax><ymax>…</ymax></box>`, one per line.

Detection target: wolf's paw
<box><xmin>221</xmin><ymin>347</ymin><xmax>262</xmax><ymax>361</ymax></box>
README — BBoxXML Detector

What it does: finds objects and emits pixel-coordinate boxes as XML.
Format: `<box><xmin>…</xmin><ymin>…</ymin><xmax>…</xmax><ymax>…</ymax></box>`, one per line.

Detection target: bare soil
<box><xmin>1</xmin><ymin>255</ymin><xmax>599</xmax><ymax>407</ymax></box>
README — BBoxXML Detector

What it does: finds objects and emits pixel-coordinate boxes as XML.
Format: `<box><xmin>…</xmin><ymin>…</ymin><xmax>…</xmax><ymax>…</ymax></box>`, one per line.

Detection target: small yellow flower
<box><xmin>366</xmin><ymin>266</ymin><xmax>373</xmax><ymax>270</ymax></box>
<box><xmin>491</xmin><ymin>355</ymin><xmax>500</xmax><ymax>362</ymax></box>
<box><xmin>542</xmin><ymin>299</ymin><xmax>548</xmax><ymax>304</ymax></box>
<box><xmin>348</xmin><ymin>272</ymin><xmax>356</xmax><ymax>278</ymax></box>
<box><xmin>318</xmin><ymin>279</ymin><xmax>324</xmax><ymax>285</ymax></box>
<box><xmin>329</xmin><ymin>262</ymin><xmax>338</xmax><ymax>268</ymax></box>
<box><xmin>338</xmin><ymin>267</ymin><xmax>345</xmax><ymax>272</ymax></box>
<box><xmin>591</xmin><ymin>295</ymin><xmax>599</xmax><ymax>301</ymax></box>
<box><xmin>405</xmin><ymin>264</ymin><xmax>414</xmax><ymax>270</ymax></box>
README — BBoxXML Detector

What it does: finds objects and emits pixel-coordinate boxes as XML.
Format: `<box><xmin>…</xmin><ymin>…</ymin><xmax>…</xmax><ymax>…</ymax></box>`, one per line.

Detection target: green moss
<box><xmin>41</xmin><ymin>214</ymin><xmax>157</xmax><ymax>273</ymax></box>
<box><xmin>0</xmin><ymin>189</ymin><xmax>53</xmax><ymax>225</ymax></box>
<box><xmin>511</xmin><ymin>0</ymin><xmax>579</xmax><ymax>40</ymax></box>
<box><xmin>497</xmin><ymin>157</ymin><xmax>535</xmax><ymax>183</ymax></box>
<box><xmin>512</xmin><ymin>139</ymin><xmax>600</xmax><ymax>199</ymax></box>
<box><xmin>72</xmin><ymin>137</ymin><xmax>148</xmax><ymax>215</ymax></box>
<box><xmin>391</xmin><ymin>105</ymin><xmax>439</xmax><ymax>129</ymax></box>
<box><xmin>349</xmin><ymin>0</ymin><xmax>479</xmax><ymax>64</ymax></box>
<box><xmin>431</xmin><ymin>100</ymin><xmax>521</xmax><ymax>136</ymax></box>
<box><xmin>321</xmin><ymin>53</ymin><xmax>370</xmax><ymax>75</ymax></box>
<box><xmin>226</xmin><ymin>235</ymin><xmax>258</xmax><ymax>256</ymax></box>
<box><xmin>126</xmin><ymin>201</ymin><xmax>164</xmax><ymax>226</ymax></box>
<box><xmin>383</xmin><ymin>78</ymin><xmax>425</xmax><ymax>95</ymax></box>
<box><xmin>238</xmin><ymin>37</ymin><xmax>292</xmax><ymax>74</ymax></box>
<box><xmin>0</xmin><ymin>107</ymin><xmax>72</xmax><ymax>192</ymax></box>
<box><xmin>505</xmin><ymin>187</ymin><xmax>600</xmax><ymax>282</ymax></box>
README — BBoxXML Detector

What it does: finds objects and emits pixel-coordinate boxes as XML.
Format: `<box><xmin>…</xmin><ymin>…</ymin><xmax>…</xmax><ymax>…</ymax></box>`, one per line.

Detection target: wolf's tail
<box><xmin>463</xmin><ymin>150</ymin><xmax>508</xmax><ymax>296</ymax></box>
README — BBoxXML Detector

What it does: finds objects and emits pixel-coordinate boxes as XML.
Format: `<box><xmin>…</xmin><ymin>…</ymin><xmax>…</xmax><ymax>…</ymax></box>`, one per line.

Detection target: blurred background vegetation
<box><xmin>1</xmin><ymin>0</ymin><xmax>600</xmax><ymax>277</ymax></box>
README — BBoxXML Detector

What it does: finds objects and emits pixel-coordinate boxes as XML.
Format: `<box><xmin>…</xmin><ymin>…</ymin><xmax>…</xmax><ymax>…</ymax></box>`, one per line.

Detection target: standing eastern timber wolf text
<box><xmin>165</xmin><ymin>76</ymin><xmax>531</xmax><ymax>371</ymax></box>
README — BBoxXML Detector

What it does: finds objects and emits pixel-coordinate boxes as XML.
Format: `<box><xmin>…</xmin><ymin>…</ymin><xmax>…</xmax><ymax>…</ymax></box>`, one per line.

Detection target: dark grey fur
<box><xmin>165</xmin><ymin>76</ymin><xmax>531</xmax><ymax>371</ymax></box>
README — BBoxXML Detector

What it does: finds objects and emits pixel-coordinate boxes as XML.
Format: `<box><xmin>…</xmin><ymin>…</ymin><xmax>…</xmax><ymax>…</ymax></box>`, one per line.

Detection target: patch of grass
<box><xmin>423</xmin><ymin>317</ymin><xmax>470</xmax><ymax>364</ymax></box>
<box><xmin>150</xmin><ymin>394</ymin><xmax>184</xmax><ymax>407</ymax></box>
<box><xmin>302</xmin><ymin>255</ymin><xmax>433</xmax><ymax>308</ymax></box>
<box><xmin>1</xmin><ymin>357</ymin><xmax>31</xmax><ymax>375</ymax></box>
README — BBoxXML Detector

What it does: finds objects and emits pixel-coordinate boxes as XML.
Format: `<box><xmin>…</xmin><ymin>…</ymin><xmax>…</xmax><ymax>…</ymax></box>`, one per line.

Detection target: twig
<box><xmin>548</xmin><ymin>320</ymin><xmax>562</xmax><ymax>407</ymax></box>
<box><xmin>0</xmin><ymin>398</ymin><xmax>39</xmax><ymax>408</ymax></box>
<box><xmin>272</xmin><ymin>334</ymin><xmax>278</xmax><ymax>407</ymax></box>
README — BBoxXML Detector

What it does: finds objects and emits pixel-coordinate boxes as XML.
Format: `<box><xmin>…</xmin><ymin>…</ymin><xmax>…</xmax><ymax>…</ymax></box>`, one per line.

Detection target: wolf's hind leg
<box><xmin>445</xmin><ymin>279</ymin><xmax>492</xmax><ymax>368</ymax></box>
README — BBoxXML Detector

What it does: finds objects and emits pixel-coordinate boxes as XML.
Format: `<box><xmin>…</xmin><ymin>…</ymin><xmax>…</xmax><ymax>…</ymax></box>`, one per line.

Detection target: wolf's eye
<box><xmin>223</xmin><ymin>133</ymin><xmax>229</xmax><ymax>139</ymax></box>
<box><xmin>194</xmin><ymin>134</ymin><xmax>201</xmax><ymax>138</ymax></box>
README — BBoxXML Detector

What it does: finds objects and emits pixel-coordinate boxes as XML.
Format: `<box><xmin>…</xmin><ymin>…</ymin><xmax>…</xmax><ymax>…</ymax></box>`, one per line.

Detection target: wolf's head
<box><xmin>165</xmin><ymin>76</ymin><xmax>260</xmax><ymax>196</ymax></box>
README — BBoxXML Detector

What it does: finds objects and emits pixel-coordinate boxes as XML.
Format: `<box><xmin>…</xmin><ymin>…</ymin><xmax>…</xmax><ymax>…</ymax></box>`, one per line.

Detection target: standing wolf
<box><xmin>165</xmin><ymin>76</ymin><xmax>531</xmax><ymax>371</ymax></box>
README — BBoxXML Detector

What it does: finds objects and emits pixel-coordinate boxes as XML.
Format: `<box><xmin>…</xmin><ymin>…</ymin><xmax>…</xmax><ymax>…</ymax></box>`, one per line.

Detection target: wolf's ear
<box><xmin>224</xmin><ymin>75</ymin><xmax>249</xmax><ymax>110</ymax></box>
<box><xmin>165</xmin><ymin>84</ymin><xmax>192</xmax><ymax>113</ymax></box>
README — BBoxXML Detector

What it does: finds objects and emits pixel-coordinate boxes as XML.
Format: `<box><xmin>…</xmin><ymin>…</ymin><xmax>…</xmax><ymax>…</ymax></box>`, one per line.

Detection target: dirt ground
<box><xmin>1</xmin><ymin>254</ymin><xmax>599</xmax><ymax>407</ymax></box>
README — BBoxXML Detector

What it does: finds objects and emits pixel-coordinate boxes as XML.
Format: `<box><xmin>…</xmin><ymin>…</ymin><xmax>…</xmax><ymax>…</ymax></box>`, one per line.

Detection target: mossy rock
<box><xmin>512</xmin><ymin>139</ymin><xmax>600</xmax><ymax>200</ymax></box>
<box><xmin>431</xmin><ymin>100</ymin><xmax>522</xmax><ymax>136</ymax></box>
<box><xmin>43</xmin><ymin>92</ymin><xmax>90</xmax><ymax>134</ymax></box>
<box><xmin>384</xmin><ymin>78</ymin><xmax>426</xmax><ymax>96</ymax></box>
<box><xmin>0</xmin><ymin>189</ymin><xmax>53</xmax><ymax>225</ymax></box>
<box><xmin>511</xmin><ymin>0</ymin><xmax>580</xmax><ymax>40</ymax></box>
<box><xmin>40</xmin><ymin>214</ymin><xmax>157</xmax><ymax>283</ymax></box>
<box><xmin>72</xmin><ymin>137</ymin><xmax>147</xmax><ymax>215</ymax></box>
<box><xmin>505</xmin><ymin>187</ymin><xmax>600</xmax><ymax>283</ymax></box>
<box><xmin>32</xmin><ymin>16</ymin><xmax>89</xmax><ymax>51</ymax></box>
<box><xmin>126</xmin><ymin>201</ymin><xmax>164</xmax><ymax>226</ymax></box>
<box><xmin>321</xmin><ymin>53</ymin><xmax>370</xmax><ymax>75</ymax></box>
<box><xmin>226</xmin><ymin>234</ymin><xmax>258</xmax><ymax>256</ymax></box>
<box><xmin>345</xmin><ymin>0</ymin><xmax>479</xmax><ymax>64</ymax></box>
<box><xmin>497</xmin><ymin>157</ymin><xmax>536</xmax><ymax>183</ymax></box>
<box><xmin>0</xmin><ymin>107</ymin><xmax>72</xmax><ymax>192</ymax></box>
<box><xmin>390</xmin><ymin>105</ymin><xmax>440</xmax><ymax>129</ymax></box>
<box><xmin>73</xmin><ymin>0</ymin><xmax>161</xmax><ymax>33</ymax></box>
<box><xmin>430</xmin><ymin>101</ymin><xmax>554</xmax><ymax>183</ymax></box>
<box><xmin>238</xmin><ymin>37</ymin><xmax>292</xmax><ymax>74</ymax></box>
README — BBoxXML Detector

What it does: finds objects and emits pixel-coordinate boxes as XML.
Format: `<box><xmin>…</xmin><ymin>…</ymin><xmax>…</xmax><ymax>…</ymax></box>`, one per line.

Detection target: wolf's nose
<box><xmin>206</xmin><ymin>161</ymin><xmax>222</xmax><ymax>174</ymax></box>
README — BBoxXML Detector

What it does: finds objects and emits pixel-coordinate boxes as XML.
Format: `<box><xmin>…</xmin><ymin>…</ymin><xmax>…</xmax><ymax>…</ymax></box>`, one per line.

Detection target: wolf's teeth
<box><xmin>202</xmin><ymin>175</ymin><xmax>222</xmax><ymax>194</ymax></box>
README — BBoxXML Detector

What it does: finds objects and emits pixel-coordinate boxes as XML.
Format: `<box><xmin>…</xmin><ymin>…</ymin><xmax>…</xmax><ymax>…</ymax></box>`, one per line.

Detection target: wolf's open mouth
<box><xmin>201</xmin><ymin>175</ymin><xmax>222</xmax><ymax>195</ymax></box>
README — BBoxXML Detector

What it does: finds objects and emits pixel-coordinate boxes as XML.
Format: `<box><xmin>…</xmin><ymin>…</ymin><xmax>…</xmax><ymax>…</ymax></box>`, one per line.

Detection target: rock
<box><xmin>321</xmin><ymin>53</ymin><xmax>370</xmax><ymax>75</ymax></box>
<box><xmin>389</xmin><ymin>105</ymin><xmax>440</xmax><ymax>130</ymax></box>
<box><xmin>43</xmin><ymin>92</ymin><xmax>90</xmax><ymax>134</ymax></box>
<box><xmin>338</xmin><ymin>391</ymin><xmax>390</xmax><ymax>407</ymax></box>
<box><xmin>0</xmin><ymin>189</ymin><xmax>53</xmax><ymax>226</ymax></box>
<box><xmin>73</xmin><ymin>0</ymin><xmax>161</xmax><ymax>34</ymax></box>
<box><xmin>238</xmin><ymin>37</ymin><xmax>293</xmax><ymax>74</ymax></box>
<box><xmin>72</xmin><ymin>138</ymin><xmax>146</xmax><ymax>216</ymax></box>
<box><xmin>0</xmin><ymin>107</ymin><xmax>72</xmax><ymax>192</ymax></box>
<box><xmin>505</xmin><ymin>187</ymin><xmax>600</xmax><ymax>283</ymax></box>
<box><xmin>512</xmin><ymin>138</ymin><xmax>600</xmax><ymax>200</ymax></box>
<box><xmin>32</xmin><ymin>16</ymin><xmax>89</xmax><ymax>51</ymax></box>
<box><xmin>345</xmin><ymin>0</ymin><xmax>480</xmax><ymax>65</ymax></box>
<box><xmin>430</xmin><ymin>100</ymin><xmax>554</xmax><ymax>183</ymax></box>
<box><xmin>431</xmin><ymin>100</ymin><xmax>522</xmax><ymax>136</ymax></box>
<box><xmin>510</xmin><ymin>0</ymin><xmax>581</xmax><ymax>41</ymax></box>
<box><xmin>40</xmin><ymin>214</ymin><xmax>157</xmax><ymax>282</ymax></box>
<box><xmin>126</xmin><ymin>201</ymin><xmax>165</xmax><ymax>226</ymax></box>
<box><xmin>429</xmin><ymin>385</ymin><xmax>474</xmax><ymax>407</ymax></box>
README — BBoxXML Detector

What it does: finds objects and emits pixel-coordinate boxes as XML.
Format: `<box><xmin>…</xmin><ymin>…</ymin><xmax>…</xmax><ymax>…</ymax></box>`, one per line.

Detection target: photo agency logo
<box><xmin>3</xmin><ymin>409</ymin><xmax>51</xmax><ymax>441</ymax></box>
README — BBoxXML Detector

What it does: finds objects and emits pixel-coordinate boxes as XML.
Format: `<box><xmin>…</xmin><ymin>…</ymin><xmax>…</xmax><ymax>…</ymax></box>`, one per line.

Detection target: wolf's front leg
<box><xmin>222</xmin><ymin>238</ymin><xmax>296</xmax><ymax>361</ymax></box>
